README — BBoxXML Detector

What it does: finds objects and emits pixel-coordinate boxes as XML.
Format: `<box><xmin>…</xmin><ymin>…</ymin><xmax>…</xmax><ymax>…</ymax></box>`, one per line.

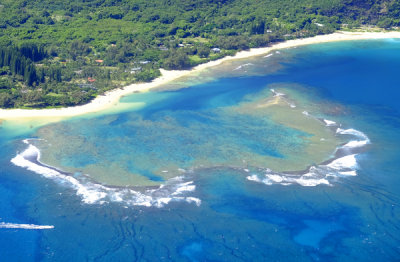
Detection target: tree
<box><xmin>251</xmin><ymin>20</ymin><xmax>265</xmax><ymax>35</ymax></box>
<box><xmin>0</xmin><ymin>92</ymin><xmax>13</xmax><ymax>108</ymax></box>
<box><xmin>163</xmin><ymin>50</ymin><xmax>191</xmax><ymax>70</ymax></box>
<box><xmin>197</xmin><ymin>45</ymin><xmax>210</xmax><ymax>58</ymax></box>
<box><xmin>377</xmin><ymin>18</ymin><xmax>392</xmax><ymax>29</ymax></box>
<box><xmin>25</xmin><ymin>65</ymin><xmax>37</xmax><ymax>86</ymax></box>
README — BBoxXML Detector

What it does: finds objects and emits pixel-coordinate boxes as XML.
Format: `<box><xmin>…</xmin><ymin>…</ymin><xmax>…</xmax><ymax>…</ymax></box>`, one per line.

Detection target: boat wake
<box><xmin>0</xmin><ymin>222</ymin><xmax>54</xmax><ymax>230</ymax></box>
<box><xmin>11</xmin><ymin>140</ymin><xmax>201</xmax><ymax>208</ymax></box>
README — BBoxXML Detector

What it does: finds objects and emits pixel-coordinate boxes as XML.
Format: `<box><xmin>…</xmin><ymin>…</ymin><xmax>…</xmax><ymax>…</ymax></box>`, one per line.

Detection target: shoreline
<box><xmin>1</xmin><ymin>30</ymin><xmax>400</xmax><ymax>120</ymax></box>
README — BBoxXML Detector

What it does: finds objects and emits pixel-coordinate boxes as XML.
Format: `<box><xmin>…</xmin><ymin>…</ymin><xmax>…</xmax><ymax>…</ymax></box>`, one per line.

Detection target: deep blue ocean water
<box><xmin>1</xmin><ymin>39</ymin><xmax>400</xmax><ymax>261</ymax></box>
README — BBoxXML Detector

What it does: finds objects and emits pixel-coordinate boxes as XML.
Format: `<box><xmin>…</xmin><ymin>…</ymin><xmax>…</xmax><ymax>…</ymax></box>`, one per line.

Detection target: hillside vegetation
<box><xmin>0</xmin><ymin>0</ymin><xmax>398</xmax><ymax>108</ymax></box>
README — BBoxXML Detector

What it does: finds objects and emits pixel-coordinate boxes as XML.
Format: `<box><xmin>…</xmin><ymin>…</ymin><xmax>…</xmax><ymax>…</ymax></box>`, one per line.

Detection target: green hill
<box><xmin>0</xmin><ymin>0</ymin><xmax>398</xmax><ymax>108</ymax></box>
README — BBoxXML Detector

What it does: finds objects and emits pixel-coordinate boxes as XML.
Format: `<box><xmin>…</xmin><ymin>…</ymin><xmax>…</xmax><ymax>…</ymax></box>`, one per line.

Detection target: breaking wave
<box><xmin>270</xmin><ymin>88</ymin><xmax>285</xmax><ymax>97</ymax></box>
<box><xmin>323</xmin><ymin>119</ymin><xmax>336</xmax><ymax>126</ymax></box>
<box><xmin>246</xmin><ymin>120</ymin><xmax>370</xmax><ymax>187</ymax></box>
<box><xmin>270</xmin><ymin>89</ymin><xmax>296</xmax><ymax>107</ymax></box>
<box><xmin>233</xmin><ymin>63</ymin><xmax>254</xmax><ymax>71</ymax></box>
<box><xmin>11</xmin><ymin>113</ymin><xmax>371</xmax><ymax>199</ymax></box>
<box><xmin>11</xmin><ymin>140</ymin><xmax>201</xmax><ymax>208</ymax></box>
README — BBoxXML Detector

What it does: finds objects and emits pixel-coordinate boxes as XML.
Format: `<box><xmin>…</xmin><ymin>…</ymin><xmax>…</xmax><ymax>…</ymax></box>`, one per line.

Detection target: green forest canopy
<box><xmin>0</xmin><ymin>0</ymin><xmax>398</xmax><ymax>108</ymax></box>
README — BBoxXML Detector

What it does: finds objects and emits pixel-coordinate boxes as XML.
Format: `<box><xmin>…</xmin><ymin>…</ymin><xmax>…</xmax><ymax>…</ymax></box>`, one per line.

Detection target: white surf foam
<box><xmin>337</xmin><ymin>128</ymin><xmax>370</xmax><ymax>142</ymax></box>
<box><xmin>246</xmin><ymin>174</ymin><xmax>262</xmax><ymax>182</ymax></box>
<box><xmin>341</xmin><ymin>140</ymin><xmax>368</xmax><ymax>148</ymax></box>
<box><xmin>11</xmin><ymin>142</ymin><xmax>201</xmax><ymax>208</ymax></box>
<box><xmin>294</xmin><ymin>177</ymin><xmax>330</xmax><ymax>187</ymax></box>
<box><xmin>247</xmin><ymin>152</ymin><xmax>361</xmax><ymax>187</ymax></box>
<box><xmin>339</xmin><ymin>170</ymin><xmax>357</xmax><ymax>176</ymax></box>
<box><xmin>0</xmin><ymin>222</ymin><xmax>54</xmax><ymax>229</ymax></box>
<box><xmin>264</xmin><ymin>54</ymin><xmax>273</xmax><ymax>58</ymax></box>
<box><xmin>327</xmin><ymin>154</ymin><xmax>358</xmax><ymax>170</ymax></box>
<box><xmin>336</xmin><ymin>128</ymin><xmax>370</xmax><ymax>150</ymax></box>
<box><xmin>270</xmin><ymin>89</ymin><xmax>296</xmax><ymax>107</ymax></box>
<box><xmin>266</xmin><ymin>174</ymin><xmax>284</xmax><ymax>183</ymax></box>
<box><xmin>270</xmin><ymin>89</ymin><xmax>285</xmax><ymax>97</ymax></box>
<box><xmin>171</xmin><ymin>181</ymin><xmax>196</xmax><ymax>195</ymax></box>
<box><xmin>247</xmin><ymin>126</ymin><xmax>369</xmax><ymax>187</ymax></box>
<box><xmin>233</xmin><ymin>63</ymin><xmax>253</xmax><ymax>71</ymax></box>
<box><xmin>247</xmin><ymin>171</ymin><xmax>330</xmax><ymax>187</ymax></box>
<box><xmin>323</xmin><ymin>119</ymin><xmax>336</xmax><ymax>126</ymax></box>
<box><xmin>185</xmin><ymin>197</ymin><xmax>202</xmax><ymax>206</ymax></box>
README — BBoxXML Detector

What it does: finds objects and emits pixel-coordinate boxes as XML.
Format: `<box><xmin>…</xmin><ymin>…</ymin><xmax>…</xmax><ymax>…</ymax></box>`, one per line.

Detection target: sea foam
<box><xmin>247</xmin><ymin>123</ymin><xmax>370</xmax><ymax>187</ymax></box>
<box><xmin>11</xmin><ymin>141</ymin><xmax>200</xmax><ymax>208</ymax></box>
<box><xmin>323</xmin><ymin>119</ymin><xmax>337</xmax><ymax>126</ymax></box>
<box><xmin>270</xmin><ymin>89</ymin><xmax>285</xmax><ymax>97</ymax></box>
<box><xmin>327</xmin><ymin>154</ymin><xmax>358</xmax><ymax>170</ymax></box>
<box><xmin>233</xmin><ymin>63</ymin><xmax>253</xmax><ymax>71</ymax></box>
<box><xmin>336</xmin><ymin>128</ymin><xmax>370</xmax><ymax>150</ymax></box>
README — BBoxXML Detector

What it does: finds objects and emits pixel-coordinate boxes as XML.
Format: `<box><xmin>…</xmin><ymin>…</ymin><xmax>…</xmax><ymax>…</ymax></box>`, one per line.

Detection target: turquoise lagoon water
<box><xmin>1</xmin><ymin>39</ymin><xmax>400</xmax><ymax>261</ymax></box>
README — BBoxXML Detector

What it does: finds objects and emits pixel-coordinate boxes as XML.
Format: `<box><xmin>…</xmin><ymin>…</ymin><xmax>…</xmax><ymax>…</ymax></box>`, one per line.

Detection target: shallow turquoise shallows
<box><xmin>1</xmin><ymin>39</ymin><xmax>400</xmax><ymax>261</ymax></box>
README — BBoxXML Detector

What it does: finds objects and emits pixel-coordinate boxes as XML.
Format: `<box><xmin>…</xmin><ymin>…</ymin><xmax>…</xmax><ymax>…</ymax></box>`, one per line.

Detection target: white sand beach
<box><xmin>1</xmin><ymin>30</ymin><xmax>399</xmax><ymax>120</ymax></box>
